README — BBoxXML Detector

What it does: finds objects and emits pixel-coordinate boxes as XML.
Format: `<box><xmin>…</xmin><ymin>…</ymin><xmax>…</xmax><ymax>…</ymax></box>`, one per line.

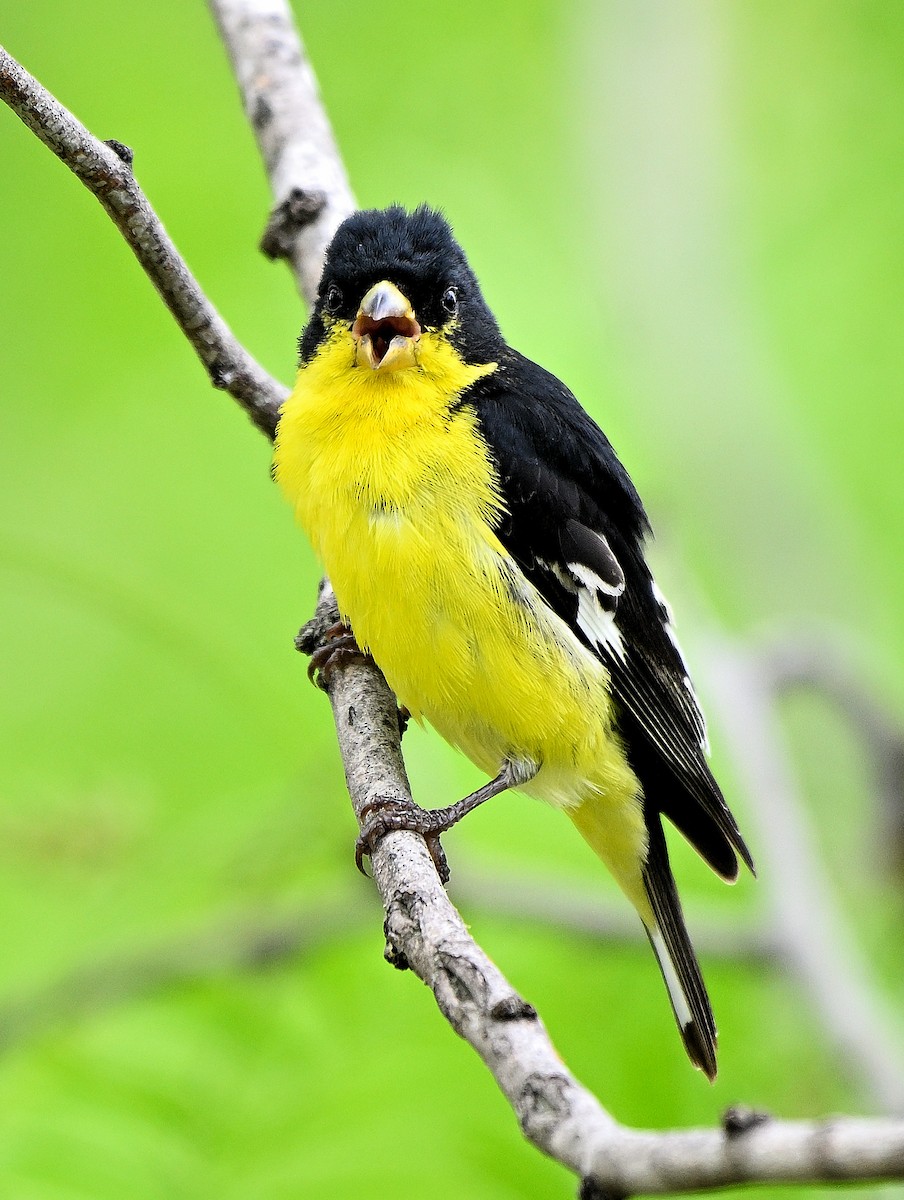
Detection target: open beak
<box><xmin>352</xmin><ymin>280</ymin><xmax>421</xmax><ymax>372</ymax></box>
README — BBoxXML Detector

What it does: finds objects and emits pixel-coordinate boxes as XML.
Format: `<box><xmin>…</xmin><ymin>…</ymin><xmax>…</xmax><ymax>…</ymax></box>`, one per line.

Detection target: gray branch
<box><xmin>451</xmin><ymin>869</ymin><xmax>775</xmax><ymax>962</ymax></box>
<box><xmin>208</xmin><ymin>0</ymin><xmax>356</xmax><ymax>306</ymax></box>
<box><xmin>760</xmin><ymin>627</ymin><xmax>904</xmax><ymax>873</ymax></box>
<box><xmin>0</xmin><ymin>45</ymin><xmax>287</xmax><ymax>438</ymax></box>
<box><xmin>0</xmin><ymin>896</ymin><xmax>366</xmax><ymax>1054</ymax></box>
<box><xmin>583</xmin><ymin>1117</ymin><xmax>904</xmax><ymax>1193</ymax></box>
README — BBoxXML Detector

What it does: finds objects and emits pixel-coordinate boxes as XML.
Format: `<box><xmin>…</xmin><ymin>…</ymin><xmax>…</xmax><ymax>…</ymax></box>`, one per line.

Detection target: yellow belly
<box><xmin>274</xmin><ymin>326</ymin><xmax>646</xmax><ymax>905</ymax></box>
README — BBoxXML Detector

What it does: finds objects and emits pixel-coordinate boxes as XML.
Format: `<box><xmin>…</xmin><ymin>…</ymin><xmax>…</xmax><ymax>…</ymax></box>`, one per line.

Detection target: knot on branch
<box><xmin>515</xmin><ymin>1071</ymin><xmax>572</xmax><ymax>1140</ymax></box>
<box><xmin>383</xmin><ymin>888</ymin><xmax>423</xmax><ymax>974</ymax></box>
<box><xmin>251</xmin><ymin>93</ymin><xmax>273</xmax><ymax>129</ymax></box>
<box><xmin>104</xmin><ymin>138</ymin><xmax>134</xmax><ymax>166</ymax></box>
<box><xmin>490</xmin><ymin>994</ymin><xmax>538</xmax><ymax>1022</ymax></box>
<box><xmin>578</xmin><ymin>1179</ymin><xmax>626</xmax><ymax>1200</ymax></box>
<box><xmin>434</xmin><ymin>950</ymin><xmax>489</xmax><ymax>1030</ymax></box>
<box><xmin>260</xmin><ymin>187</ymin><xmax>327</xmax><ymax>260</ymax></box>
<box><xmin>383</xmin><ymin>939</ymin><xmax>410</xmax><ymax>971</ymax></box>
<box><xmin>722</xmin><ymin>1104</ymin><xmax>772</xmax><ymax>1137</ymax></box>
<box><xmin>382</xmin><ymin>914</ymin><xmax>410</xmax><ymax>971</ymax></box>
<box><xmin>208</xmin><ymin>360</ymin><xmax>238</xmax><ymax>390</ymax></box>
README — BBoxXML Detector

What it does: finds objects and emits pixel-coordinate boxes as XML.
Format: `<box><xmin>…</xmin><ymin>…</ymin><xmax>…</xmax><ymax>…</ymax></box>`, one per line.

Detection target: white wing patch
<box><xmin>537</xmin><ymin>554</ymin><xmax>628</xmax><ymax>660</ymax></box>
<box><xmin>569</xmin><ymin>561</ymin><xmax>626</xmax><ymax>660</ymax></box>
<box><xmin>533</xmin><ymin>527</ymin><xmax>715</xmax><ymax>787</ymax></box>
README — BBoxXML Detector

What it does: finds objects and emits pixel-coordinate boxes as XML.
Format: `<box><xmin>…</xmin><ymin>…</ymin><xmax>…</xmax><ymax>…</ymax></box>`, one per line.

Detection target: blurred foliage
<box><xmin>1</xmin><ymin>1</ymin><xmax>903</xmax><ymax>1196</ymax></box>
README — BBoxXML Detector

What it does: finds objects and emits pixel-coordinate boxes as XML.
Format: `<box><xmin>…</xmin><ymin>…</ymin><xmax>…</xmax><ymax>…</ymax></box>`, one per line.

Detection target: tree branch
<box><xmin>580</xmin><ymin>1116</ymin><xmax>904</xmax><ymax>1193</ymax></box>
<box><xmin>207</xmin><ymin>0</ymin><xmax>356</xmax><ymax>306</ymax></box>
<box><xmin>451</xmin><ymin>869</ymin><xmax>774</xmax><ymax>962</ymax></box>
<box><xmin>0</xmin><ymin>895</ymin><xmax>365</xmax><ymax>1054</ymax></box>
<box><xmin>760</xmin><ymin>628</ymin><xmax>904</xmax><ymax>874</ymax></box>
<box><xmin>0</xmin><ymin>45</ymin><xmax>286</xmax><ymax>437</ymax></box>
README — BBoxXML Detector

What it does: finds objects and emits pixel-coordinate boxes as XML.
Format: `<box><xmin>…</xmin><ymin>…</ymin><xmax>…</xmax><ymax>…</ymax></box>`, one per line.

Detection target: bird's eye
<box><xmin>441</xmin><ymin>287</ymin><xmax>459</xmax><ymax>316</ymax></box>
<box><xmin>324</xmin><ymin>284</ymin><xmax>343</xmax><ymax>313</ymax></box>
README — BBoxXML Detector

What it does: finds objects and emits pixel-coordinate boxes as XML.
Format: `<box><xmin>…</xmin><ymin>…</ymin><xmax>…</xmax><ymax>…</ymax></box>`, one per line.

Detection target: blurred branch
<box><xmin>760</xmin><ymin>627</ymin><xmax>904</xmax><ymax>873</ymax></box>
<box><xmin>0</xmin><ymin>897</ymin><xmax>364</xmax><ymax>1054</ymax></box>
<box><xmin>451</xmin><ymin>869</ymin><xmax>774</xmax><ymax>962</ymax></box>
<box><xmin>208</xmin><ymin>0</ymin><xmax>356</xmax><ymax>306</ymax></box>
<box><xmin>703</xmin><ymin>635</ymin><xmax>904</xmax><ymax>1114</ymax></box>
<box><xmin>0</xmin><ymin>45</ymin><xmax>286</xmax><ymax>438</ymax></box>
<box><xmin>0</xmin><ymin>873</ymin><xmax>767</xmax><ymax>1057</ymax></box>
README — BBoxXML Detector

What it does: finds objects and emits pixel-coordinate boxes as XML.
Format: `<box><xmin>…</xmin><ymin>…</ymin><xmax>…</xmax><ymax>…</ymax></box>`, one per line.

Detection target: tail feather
<box><xmin>643</xmin><ymin>813</ymin><xmax>718</xmax><ymax>1080</ymax></box>
<box><xmin>618</xmin><ymin>708</ymin><xmax>755</xmax><ymax>882</ymax></box>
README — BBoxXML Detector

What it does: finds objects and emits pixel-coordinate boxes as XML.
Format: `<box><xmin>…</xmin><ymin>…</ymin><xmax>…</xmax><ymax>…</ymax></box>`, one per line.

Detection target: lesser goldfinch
<box><xmin>274</xmin><ymin>206</ymin><xmax>753</xmax><ymax>1078</ymax></box>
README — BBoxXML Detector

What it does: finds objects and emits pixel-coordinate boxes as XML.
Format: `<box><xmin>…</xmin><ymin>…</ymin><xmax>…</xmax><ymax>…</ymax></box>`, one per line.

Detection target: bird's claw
<box><xmin>355</xmin><ymin>796</ymin><xmax>451</xmax><ymax>884</ymax></box>
<box><xmin>306</xmin><ymin>621</ymin><xmax>368</xmax><ymax>690</ymax></box>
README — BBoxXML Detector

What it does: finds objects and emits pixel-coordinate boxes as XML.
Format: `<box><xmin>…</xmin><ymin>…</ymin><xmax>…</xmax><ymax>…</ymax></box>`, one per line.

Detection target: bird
<box><xmin>273</xmin><ymin>204</ymin><xmax>753</xmax><ymax>1079</ymax></box>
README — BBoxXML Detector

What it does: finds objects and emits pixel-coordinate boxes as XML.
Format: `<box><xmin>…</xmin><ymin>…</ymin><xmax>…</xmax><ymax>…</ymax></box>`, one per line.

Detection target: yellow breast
<box><xmin>274</xmin><ymin>323</ymin><xmax>502</xmax><ymax>676</ymax></box>
<box><xmin>273</xmin><ymin>324</ymin><xmax>634</xmax><ymax>812</ymax></box>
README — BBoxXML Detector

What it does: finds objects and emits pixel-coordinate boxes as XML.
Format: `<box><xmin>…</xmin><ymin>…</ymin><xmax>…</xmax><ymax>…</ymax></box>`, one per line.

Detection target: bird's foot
<box><xmin>355</xmin><ymin>796</ymin><xmax>452</xmax><ymax>884</ymax></box>
<box><xmin>304</xmin><ymin>621</ymin><xmax>369</xmax><ymax>690</ymax></box>
<box><xmin>355</xmin><ymin>762</ymin><xmax>533</xmax><ymax>885</ymax></box>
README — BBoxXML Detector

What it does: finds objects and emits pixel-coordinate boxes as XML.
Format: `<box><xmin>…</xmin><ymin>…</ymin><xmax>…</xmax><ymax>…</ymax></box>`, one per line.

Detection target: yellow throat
<box><xmin>272</xmin><ymin>287</ymin><xmax>501</xmax><ymax>688</ymax></box>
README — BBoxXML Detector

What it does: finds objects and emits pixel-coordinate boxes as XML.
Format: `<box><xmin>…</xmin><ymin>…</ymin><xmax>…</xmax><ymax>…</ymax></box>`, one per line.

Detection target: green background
<box><xmin>2</xmin><ymin>1</ymin><xmax>903</xmax><ymax>1196</ymax></box>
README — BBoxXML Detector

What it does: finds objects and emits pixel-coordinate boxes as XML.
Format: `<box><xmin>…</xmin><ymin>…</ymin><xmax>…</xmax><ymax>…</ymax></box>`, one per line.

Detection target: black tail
<box><xmin>642</xmin><ymin>812</ymin><xmax>718</xmax><ymax>1079</ymax></box>
<box><xmin>618</xmin><ymin>708</ymin><xmax>755</xmax><ymax>883</ymax></box>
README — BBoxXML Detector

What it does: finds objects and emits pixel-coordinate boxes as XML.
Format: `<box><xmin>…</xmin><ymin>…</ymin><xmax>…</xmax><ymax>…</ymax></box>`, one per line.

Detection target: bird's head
<box><xmin>299</xmin><ymin>206</ymin><xmax>502</xmax><ymax>375</ymax></box>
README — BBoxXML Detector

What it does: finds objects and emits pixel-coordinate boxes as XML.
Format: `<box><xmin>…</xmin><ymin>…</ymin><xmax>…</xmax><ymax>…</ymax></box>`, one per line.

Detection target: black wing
<box><xmin>474</xmin><ymin>349</ymin><xmax>753</xmax><ymax>881</ymax></box>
